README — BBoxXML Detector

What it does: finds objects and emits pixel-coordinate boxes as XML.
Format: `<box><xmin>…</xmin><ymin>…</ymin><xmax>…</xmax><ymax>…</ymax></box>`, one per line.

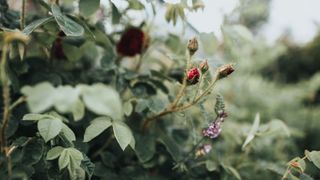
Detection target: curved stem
<box><xmin>9</xmin><ymin>96</ymin><xmax>26</xmax><ymax>110</ymax></box>
<box><xmin>171</xmin><ymin>51</ymin><xmax>192</xmax><ymax>108</ymax></box>
<box><xmin>0</xmin><ymin>44</ymin><xmax>10</xmax><ymax>153</ymax></box>
<box><xmin>141</xmin><ymin>72</ymin><xmax>219</xmax><ymax>131</ymax></box>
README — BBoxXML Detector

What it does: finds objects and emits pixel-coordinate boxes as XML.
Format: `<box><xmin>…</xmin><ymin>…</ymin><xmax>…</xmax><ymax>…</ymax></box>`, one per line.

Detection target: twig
<box><xmin>142</xmin><ymin>72</ymin><xmax>219</xmax><ymax>131</ymax></box>
<box><xmin>193</xmin><ymin>71</ymin><xmax>208</xmax><ymax>101</ymax></box>
<box><xmin>0</xmin><ymin>44</ymin><xmax>10</xmax><ymax>153</ymax></box>
<box><xmin>9</xmin><ymin>96</ymin><xmax>26</xmax><ymax>110</ymax></box>
<box><xmin>171</xmin><ymin>51</ymin><xmax>192</xmax><ymax>109</ymax></box>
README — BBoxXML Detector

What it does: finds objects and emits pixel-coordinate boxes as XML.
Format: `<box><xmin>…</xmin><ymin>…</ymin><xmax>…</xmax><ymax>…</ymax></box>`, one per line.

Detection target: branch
<box><xmin>141</xmin><ymin>72</ymin><xmax>219</xmax><ymax>131</ymax></box>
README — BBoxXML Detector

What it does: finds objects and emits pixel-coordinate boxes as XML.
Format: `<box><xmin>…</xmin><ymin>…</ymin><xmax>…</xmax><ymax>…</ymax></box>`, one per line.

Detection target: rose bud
<box><xmin>116</xmin><ymin>27</ymin><xmax>149</xmax><ymax>57</ymax></box>
<box><xmin>199</xmin><ymin>60</ymin><xmax>209</xmax><ymax>73</ymax></box>
<box><xmin>187</xmin><ymin>37</ymin><xmax>198</xmax><ymax>56</ymax></box>
<box><xmin>187</xmin><ymin>67</ymin><xmax>200</xmax><ymax>85</ymax></box>
<box><xmin>218</xmin><ymin>63</ymin><xmax>234</xmax><ymax>79</ymax></box>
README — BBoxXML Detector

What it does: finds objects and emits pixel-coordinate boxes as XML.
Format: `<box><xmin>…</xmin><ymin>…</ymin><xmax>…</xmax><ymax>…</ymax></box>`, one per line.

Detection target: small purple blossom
<box><xmin>202</xmin><ymin>121</ymin><xmax>222</xmax><ymax>139</ymax></box>
<box><xmin>203</xmin><ymin>144</ymin><xmax>212</xmax><ymax>153</ymax></box>
<box><xmin>195</xmin><ymin>144</ymin><xmax>212</xmax><ymax>157</ymax></box>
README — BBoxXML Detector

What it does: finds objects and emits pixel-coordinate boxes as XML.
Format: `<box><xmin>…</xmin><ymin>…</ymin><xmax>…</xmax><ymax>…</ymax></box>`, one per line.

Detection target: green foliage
<box><xmin>0</xmin><ymin>0</ymin><xmax>319</xmax><ymax>179</ymax></box>
<box><xmin>79</xmin><ymin>0</ymin><xmax>100</xmax><ymax>18</ymax></box>
<box><xmin>83</xmin><ymin>116</ymin><xmax>112</xmax><ymax>142</ymax></box>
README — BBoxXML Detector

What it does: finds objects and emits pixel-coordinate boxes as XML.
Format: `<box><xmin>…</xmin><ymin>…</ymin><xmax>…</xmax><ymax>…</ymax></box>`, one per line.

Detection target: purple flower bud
<box><xmin>203</xmin><ymin>144</ymin><xmax>212</xmax><ymax>153</ymax></box>
<box><xmin>195</xmin><ymin>144</ymin><xmax>212</xmax><ymax>157</ymax></box>
<box><xmin>202</xmin><ymin>121</ymin><xmax>222</xmax><ymax>139</ymax></box>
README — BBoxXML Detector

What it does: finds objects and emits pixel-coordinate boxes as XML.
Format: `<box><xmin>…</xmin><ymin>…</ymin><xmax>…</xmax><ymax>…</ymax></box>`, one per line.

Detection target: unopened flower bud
<box><xmin>199</xmin><ymin>60</ymin><xmax>209</xmax><ymax>73</ymax></box>
<box><xmin>195</xmin><ymin>144</ymin><xmax>212</xmax><ymax>157</ymax></box>
<box><xmin>187</xmin><ymin>67</ymin><xmax>200</xmax><ymax>85</ymax></box>
<box><xmin>218</xmin><ymin>63</ymin><xmax>234</xmax><ymax>79</ymax></box>
<box><xmin>202</xmin><ymin>121</ymin><xmax>222</xmax><ymax>139</ymax></box>
<box><xmin>187</xmin><ymin>37</ymin><xmax>198</xmax><ymax>56</ymax></box>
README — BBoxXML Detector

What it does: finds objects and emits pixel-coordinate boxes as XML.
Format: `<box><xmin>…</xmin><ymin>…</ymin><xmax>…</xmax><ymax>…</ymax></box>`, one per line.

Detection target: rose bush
<box><xmin>0</xmin><ymin>0</ymin><xmax>319</xmax><ymax>180</ymax></box>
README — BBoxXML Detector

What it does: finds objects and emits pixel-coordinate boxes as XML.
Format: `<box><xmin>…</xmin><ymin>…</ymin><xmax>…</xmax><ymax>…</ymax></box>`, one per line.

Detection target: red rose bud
<box><xmin>187</xmin><ymin>37</ymin><xmax>198</xmax><ymax>56</ymax></box>
<box><xmin>187</xmin><ymin>67</ymin><xmax>200</xmax><ymax>85</ymax></box>
<box><xmin>116</xmin><ymin>27</ymin><xmax>148</xmax><ymax>57</ymax></box>
<box><xmin>199</xmin><ymin>60</ymin><xmax>209</xmax><ymax>73</ymax></box>
<box><xmin>218</xmin><ymin>63</ymin><xmax>234</xmax><ymax>79</ymax></box>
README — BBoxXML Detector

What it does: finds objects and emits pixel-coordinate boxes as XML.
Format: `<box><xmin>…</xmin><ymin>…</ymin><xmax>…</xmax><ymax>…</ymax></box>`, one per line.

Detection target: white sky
<box><xmin>108</xmin><ymin>0</ymin><xmax>320</xmax><ymax>44</ymax></box>
<box><xmin>186</xmin><ymin>0</ymin><xmax>320</xmax><ymax>44</ymax></box>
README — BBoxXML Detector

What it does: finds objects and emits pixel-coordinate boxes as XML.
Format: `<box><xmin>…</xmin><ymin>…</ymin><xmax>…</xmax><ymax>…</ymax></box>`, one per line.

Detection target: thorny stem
<box><xmin>171</xmin><ymin>51</ymin><xmax>192</xmax><ymax>109</ymax></box>
<box><xmin>193</xmin><ymin>71</ymin><xmax>208</xmax><ymax>101</ymax></box>
<box><xmin>142</xmin><ymin>72</ymin><xmax>219</xmax><ymax>131</ymax></box>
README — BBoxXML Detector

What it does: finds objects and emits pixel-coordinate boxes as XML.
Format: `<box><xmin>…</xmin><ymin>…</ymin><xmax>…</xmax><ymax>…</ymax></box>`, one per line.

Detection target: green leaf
<box><xmin>300</xmin><ymin>173</ymin><xmax>314</xmax><ymax>180</ymax></box>
<box><xmin>72</xmin><ymin>99</ymin><xmax>85</xmax><ymax>121</ymax></box>
<box><xmin>123</xmin><ymin>101</ymin><xmax>133</xmax><ymax>116</ymax></box>
<box><xmin>306</xmin><ymin>151</ymin><xmax>320</xmax><ymax>169</ymax></box>
<box><xmin>47</xmin><ymin>146</ymin><xmax>64</xmax><ymax>160</ymax></box>
<box><xmin>268</xmin><ymin>119</ymin><xmax>291</xmax><ymax>137</ymax></box>
<box><xmin>22</xmin><ymin>113</ymin><xmax>55</xmax><ymax>121</ymax></box>
<box><xmin>61</xmin><ymin>123</ymin><xmax>76</xmax><ymax>142</ymax></box>
<box><xmin>79</xmin><ymin>0</ymin><xmax>100</xmax><ymax>17</ymax></box>
<box><xmin>222</xmin><ymin>164</ymin><xmax>242</xmax><ymax>180</ymax></box>
<box><xmin>158</xmin><ymin>131</ymin><xmax>181</xmax><ymax>162</ymax></box>
<box><xmin>111</xmin><ymin>2</ymin><xmax>121</xmax><ymax>24</ymax></box>
<box><xmin>78</xmin><ymin>84</ymin><xmax>123</xmax><ymax>120</ymax></box>
<box><xmin>23</xmin><ymin>17</ymin><xmax>54</xmax><ymax>35</ymax></box>
<box><xmin>21</xmin><ymin>82</ymin><xmax>56</xmax><ymax>113</ymax></box>
<box><xmin>57</xmin><ymin>148</ymin><xmax>84</xmax><ymax>174</ymax></box>
<box><xmin>206</xmin><ymin>160</ymin><xmax>218</xmax><ymax>172</ymax></box>
<box><xmin>147</xmin><ymin>96</ymin><xmax>166</xmax><ymax>113</ymax></box>
<box><xmin>297</xmin><ymin>158</ymin><xmax>306</xmax><ymax>172</ymax></box>
<box><xmin>112</xmin><ymin>121</ymin><xmax>134</xmax><ymax>150</ymax></box>
<box><xmin>53</xmin><ymin>85</ymin><xmax>80</xmax><ymax>113</ymax></box>
<box><xmin>67</xmin><ymin>148</ymin><xmax>83</xmax><ymax>167</ymax></box>
<box><xmin>100</xmin><ymin>52</ymin><xmax>116</xmax><ymax>70</ymax></box>
<box><xmin>135</xmin><ymin>135</ymin><xmax>155</xmax><ymax>163</ymax></box>
<box><xmin>58</xmin><ymin>149</ymin><xmax>70</xmax><ymax>170</ymax></box>
<box><xmin>128</xmin><ymin>0</ymin><xmax>145</xmax><ymax>10</ymax></box>
<box><xmin>51</xmin><ymin>4</ymin><xmax>84</xmax><ymax>36</ymax></box>
<box><xmin>83</xmin><ymin>116</ymin><xmax>112</xmax><ymax>142</ymax></box>
<box><xmin>37</xmin><ymin>118</ymin><xmax>63</xmax><ymax>142</ymax></box>
<box><xmin>21</xmin><ymin>138</ymin><xmax>44</xmax><ymax>165</ymax></box>
<box><xmin>242</xmin><ymin>113</ymin><xmax>260</xmax><ymax>149</ymax></box>
<box><xmin>81</xmin><ymin>154</ymin><xmax>95</xmax><ymax>178</ymax></box>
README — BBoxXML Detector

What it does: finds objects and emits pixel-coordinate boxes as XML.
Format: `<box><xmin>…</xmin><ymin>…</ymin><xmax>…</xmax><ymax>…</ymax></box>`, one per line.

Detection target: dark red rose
<box><xmin>187</xmin><ymin>67</ymin><xmax>200</xmax><ymax>85</ymax></box>
<box><xmin>52</xmin><ymin>31</ymin><xmax>66</xmax><ymax>59</ymax></box>
<box><xmin>116</xmin><ymin>27</ymin><xmax>148</xmax><ymax>57</ymax></box>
